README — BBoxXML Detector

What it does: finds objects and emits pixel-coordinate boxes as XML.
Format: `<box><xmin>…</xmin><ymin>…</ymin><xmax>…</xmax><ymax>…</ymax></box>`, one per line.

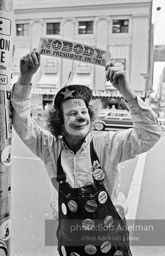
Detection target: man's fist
<box><xmin>20</xmin><ymin>49</ymin><xmax>40</xmax><ymax>76</ymax></box>
<box><xmin>105</xmin><ymin>61</ymin><xmax>136</xmax><ymax>102</ymax></box>
<box><xmin>18</xmin><ymin>49</ymin><xmax>40</xmax><ymax>85</ymax></box>
<box><xmin>105</xmin><ymin>61</ymin><xmax>128</xmax><ymax>91</ymax></box>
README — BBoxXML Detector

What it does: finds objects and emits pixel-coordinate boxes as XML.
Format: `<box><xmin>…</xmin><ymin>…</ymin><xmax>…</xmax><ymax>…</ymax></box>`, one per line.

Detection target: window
<box><xmin>112</xmin><ymin>19</ymin><xmax>129</xmax><ymax>33</ymax></box>
<box><xmin>44</xmin><ymin>59</ymin><xmax>57</xmax><ymax>74</ymax></box>
<box><xmin>16</xmin><ymin>24</ymin><xmax>29</xmax><ymax>36</ymax></box>
<box><xmin>46</xmin><ymin>22</ymin><xmax>60</xmax><ymax>35</ymax></box>
<box><xmin>76</xmin><ymin>62</ymin><xmax>90</xmax><ymax>73</ymax></box>
<box><xmin>78</xmin><ymin>21</ymin><xmax>93</xmax><ymax>34</ymax></box>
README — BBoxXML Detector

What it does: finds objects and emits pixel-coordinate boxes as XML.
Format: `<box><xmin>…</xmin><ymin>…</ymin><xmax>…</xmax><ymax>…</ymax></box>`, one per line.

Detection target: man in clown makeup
<box><xmin>11</xmin><ymin>49</ymin><xmax>161</xmax><ymax>256</ymax></box>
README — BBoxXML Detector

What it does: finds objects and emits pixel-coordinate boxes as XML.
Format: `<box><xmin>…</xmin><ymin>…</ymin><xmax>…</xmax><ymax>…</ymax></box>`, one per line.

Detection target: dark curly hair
<box><xmin>46</xmin><ymin>99</ymin><xmax>102</xmax><ymax>138</ymax></box>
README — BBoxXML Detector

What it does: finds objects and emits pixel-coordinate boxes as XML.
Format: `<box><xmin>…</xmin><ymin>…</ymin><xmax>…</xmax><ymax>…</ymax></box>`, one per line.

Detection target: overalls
<box><xmin>56</xmin><ymin>139</ymin><xmax>132</xmax><ymax>256</ymax></box>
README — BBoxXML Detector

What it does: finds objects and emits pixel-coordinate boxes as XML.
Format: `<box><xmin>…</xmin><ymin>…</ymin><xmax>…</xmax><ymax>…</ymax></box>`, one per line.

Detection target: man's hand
<box><xmin>18</xmin><ymin>49</ymin><xmax>40</xmax><ymax>85</ymax></box>
<box><xmin>105</xmin><ymin>61</ymin><xmax>136</xmax><ymax>102</ymax></box>
<box><xmin>105</xmin><ymin>61</ymin><xmax>128</xmax><ymax>92</ymax></box>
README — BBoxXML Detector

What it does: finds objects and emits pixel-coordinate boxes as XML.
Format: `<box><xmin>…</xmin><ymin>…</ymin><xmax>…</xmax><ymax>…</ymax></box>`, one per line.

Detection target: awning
<box><xmin>93</xmin><ymin>90</ymin><xmax>145</xmax><ymax>97</ymax></box>
<box><xmin>38</xmin><ymin>74</ymin><xmax>59</xmax><ymax>87</ymax></box>
<box><xmin>32</xmin><ymin>88</ymin><xmax>58</xmax><ymax>95</ymax></box>
<box><xmin>92</xmin><ymin>90</ymin><xmax>122</xmax><ymax>97</ymax></box>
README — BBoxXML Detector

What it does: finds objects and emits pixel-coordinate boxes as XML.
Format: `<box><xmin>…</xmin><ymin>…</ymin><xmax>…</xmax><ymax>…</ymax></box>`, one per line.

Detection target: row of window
<box><xmin>16</xmin><ymin>19</ymin><xmax>129</xmax><ymax>36</ymax></box>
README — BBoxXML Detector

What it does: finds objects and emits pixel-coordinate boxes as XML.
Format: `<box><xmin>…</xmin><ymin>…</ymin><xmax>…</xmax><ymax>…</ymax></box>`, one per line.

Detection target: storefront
<box><xmin>93</xmin><ymin>90</ymin><xmax>126</xmax><ymax>110</ymax></box>
<box><xmin>31</xmin><ymin>88</ymin><xmax>58</xmax><ymax>108</ymax></box>
<box><xmin>92</xmin><ymin>89</ymin><xmax>145</xmax><ymax>110</ymax></box>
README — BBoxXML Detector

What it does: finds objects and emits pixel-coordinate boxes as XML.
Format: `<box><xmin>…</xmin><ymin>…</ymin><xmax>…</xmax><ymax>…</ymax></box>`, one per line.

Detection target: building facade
<box><xmin>13</xmin><ymin>0</ymin><xmax>153</xmax><ymax>109</ymax></box>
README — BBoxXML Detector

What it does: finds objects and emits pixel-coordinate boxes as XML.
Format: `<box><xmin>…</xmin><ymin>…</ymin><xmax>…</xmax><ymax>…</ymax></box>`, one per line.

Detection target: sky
<box><xmin>152</xmin><ymin>0</ymin><xmax>165</xmax><ymax>94</ymax></box>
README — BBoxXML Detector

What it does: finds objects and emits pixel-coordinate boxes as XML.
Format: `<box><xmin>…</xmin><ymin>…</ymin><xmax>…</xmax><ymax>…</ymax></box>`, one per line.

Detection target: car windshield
<box><xmin>98</xmin><ymin>110</ymin><xmax>110</xmax><ymax>117</ymax></box>
<box><xmin>108</xmin><ymin>112</ymin><xmax>129</xmax><ymax>117</ymax></box>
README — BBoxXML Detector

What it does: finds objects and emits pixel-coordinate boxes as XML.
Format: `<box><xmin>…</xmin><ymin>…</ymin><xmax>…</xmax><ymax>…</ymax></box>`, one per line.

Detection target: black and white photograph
<box><xmin>0</xmin><ymin>0</ymin><xmax>165</xmax><ymax>255</ymax></box>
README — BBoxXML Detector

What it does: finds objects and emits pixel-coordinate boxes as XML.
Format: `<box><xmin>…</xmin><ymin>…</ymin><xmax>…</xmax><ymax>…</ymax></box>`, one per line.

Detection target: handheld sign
<box><xmin>39</xmin><ymin>37</ymin><xmax>109</xmax><ymax>66</ymax></box>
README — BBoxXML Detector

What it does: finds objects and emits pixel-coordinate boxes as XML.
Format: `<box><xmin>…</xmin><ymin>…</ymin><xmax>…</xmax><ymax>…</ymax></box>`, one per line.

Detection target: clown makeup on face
<box><xmin>62</xmin><ymin>98</ymin><xmax>91</xmax><ymax>140</ymax></box>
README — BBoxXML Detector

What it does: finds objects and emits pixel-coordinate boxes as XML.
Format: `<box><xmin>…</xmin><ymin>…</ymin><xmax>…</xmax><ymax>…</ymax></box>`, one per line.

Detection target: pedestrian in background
<box><xmin>11</xmin><ymin>49</ymin><xmax>161</xmax><ymax>256</ymax></box>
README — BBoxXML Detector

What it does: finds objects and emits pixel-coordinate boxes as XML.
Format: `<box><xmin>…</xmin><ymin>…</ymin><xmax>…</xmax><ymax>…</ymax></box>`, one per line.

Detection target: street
<box><xmin>10</xmin><ymin>126</ymin><xmax>165</xmax><ymax>256</ymax></box>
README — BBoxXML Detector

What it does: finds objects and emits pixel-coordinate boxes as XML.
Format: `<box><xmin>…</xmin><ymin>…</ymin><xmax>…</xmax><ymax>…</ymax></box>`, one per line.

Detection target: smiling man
<box><xmin>11</xmin><ymin>49</ymin><xmax>161</xmax><ymax>256</ymax></box>
<box><xmin>52</xmin><ymin>85</ymin><xmax>93</xmax><ymax>153</ymax></box>
<box><xmin>62</xmin><ymin>98</ymin><xmax>90</xmax><ymax>150</ymax></box>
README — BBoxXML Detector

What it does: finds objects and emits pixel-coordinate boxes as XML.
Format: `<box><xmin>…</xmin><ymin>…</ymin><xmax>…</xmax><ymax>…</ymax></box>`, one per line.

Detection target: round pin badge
<box><xmin>92</xmin><ymin>168</ymin><xmax>105</xmax><ymax>181</ymax></box>
<box><xmin>70</xmin><ymin>252</ymin><xmax>80</xmax><ymax>256</ymax></box>
<box><xmin>104</xmin><ymin>215</ymin><xmax>113</xmax><ymax>228</ymax></box>
<box><xmin>84</xmin><ymin>244</ymin><xmax>97</xmax><ymax>255</ymax></box>
<box><xmin>113</xmin><ymin>250</ymin><xmax>123</xmax><ymax>256</ymax></box>
<box><xmin>61</xmin><ymin>203</ymin><xmax>67</xmax><ymax>215</ymax></box>
<box><xmin>82</xmin><ymin>219</ymin><xmax>95</xmax><ymax>231</ymax></box>
<box><xmin>100</xmin><ymin>241</ymin><xmax>112</xmax><ymax>253</ymax></box>
<box><xmin>85</xmin><ymin>200</ymin><xmax>97</xmax><ymax>213</ymax></box>
<box><xmin>68</xmin><ymin>200</ymin><xmax>78</xmax><ymax>213</ymax></box>
<box><xmin>61</xmin><ymin>245</ymin><xmax>67</xmax><ymax>256</ymax></box>
<box><xmin>0</xmin><ymin>219</ymin><xmax>11</xmax><ymax>241</ymax></box>
<box><xmin>98</xmin><ymin>191</ymin><xmax>107</xmax><ymax>204</ymax></box>
<box><xmin>1</xmin><ymin>145</ymin><xmax>11</xmax><ymax>166</ymax></box>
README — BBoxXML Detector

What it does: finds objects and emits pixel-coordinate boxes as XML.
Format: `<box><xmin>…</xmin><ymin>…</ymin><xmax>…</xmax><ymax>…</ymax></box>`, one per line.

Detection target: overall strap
<box><xmin>56</xmin><ymin>151</ymin><xmax>66</xmax><ymax>183</ymax></box>
<box><xmin>90</xmin><ymin>137</ymin><xmax>105</xmax><ymax>184</ymax></box>
<box><xmin>90</xmin><ymin>137</ymin><xmax>101</xmax><ymax>167</ymax></box>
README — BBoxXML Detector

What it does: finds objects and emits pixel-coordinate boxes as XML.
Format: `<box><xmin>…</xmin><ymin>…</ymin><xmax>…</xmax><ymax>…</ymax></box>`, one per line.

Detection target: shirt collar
<box><xmin>61</xmin><ymin>132</ymin><xmax>93</xmax><ymax>152</ymax></box>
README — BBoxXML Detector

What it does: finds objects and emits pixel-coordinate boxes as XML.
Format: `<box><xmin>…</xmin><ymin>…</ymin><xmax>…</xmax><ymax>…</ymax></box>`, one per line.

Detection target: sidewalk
<box><xmin>130</xmin><ymin>133</ymin><xmax>165</xmax><ymax>256</ymax></box>
<box><xmin>137</xmin><ymin>133</ymin><xmax>165</xmax><ymax>219</ymax></box>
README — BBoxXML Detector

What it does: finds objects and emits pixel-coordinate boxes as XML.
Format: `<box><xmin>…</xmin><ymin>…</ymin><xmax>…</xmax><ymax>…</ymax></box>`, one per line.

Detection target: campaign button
<box><xmin>82</xmin><ymin>219</ymin><xmax>95</xmax><ymax>231</ymax></box>
<box><xmin>70</xmin><ymin>252</ymin><xmax>80</xmax><ymax>256</ymax></box>
<box><xmin>0</xmin><ymin>219</ymin><xmax>11</xmax><ymax>240</ymax></box>
<box><xmin>1</xmin><ymin>145</ymin><xmax>11</xmax><ymax>166</ymax></box>
<box><xmin>85</xmin><ymin>200</ymin><xmax>97</xmax><ymax>213</ymax></box>
<box><xmin>68</xmin><ymin>200</ymin><xmax>78</xmax><ymax>213</ymax></box>
<box><xmin>100</xmin><ymin>241</ymin><xmax>112</xmax><ymax>253</ymax></box>
<box><xmin>61</xmin><ymin>245</ymin><xmax>67</xmax><ymax>256</ymax></box>
<box><xmin>98</xmin><ymin>191</ymin><xmax>107</xmax><ymax>204</ymax></box>
<box><xmin>92</xmin><ymin>168</ymin><xmax>105</xmax><ymax>181</ymax></box>
<box><xmin>61</xmin><ymin>203</ymin><xmax>67</xmax><ymax>215</ymax></box>
<box><xmin>104</xmin><ymin>215</ymin><xmax>113</xmax><ymax>228</ymax></box>
<box><xmin>84</xmin><ymin>244</ymin><xmax>97</xmax><ymax>255</ymax></box>
<box><xmin>113</xmin><ymin>250</ymin><xmax>123</xmax><ymax>256</ymax></box>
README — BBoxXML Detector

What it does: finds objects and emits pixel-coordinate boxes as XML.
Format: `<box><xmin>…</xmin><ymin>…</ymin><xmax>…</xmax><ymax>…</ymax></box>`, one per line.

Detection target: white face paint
<box><xmin>62</xmin><ymin>98</ymin><xmax>91</xmax><ymax>140</ymax></box>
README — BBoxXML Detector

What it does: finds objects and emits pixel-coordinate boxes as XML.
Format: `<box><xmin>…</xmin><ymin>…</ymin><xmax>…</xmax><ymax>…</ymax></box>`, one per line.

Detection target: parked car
<box><xmin>94</xmin><ymin>109</ymin><xmax>133</xmax><ymax>131</ymax></box>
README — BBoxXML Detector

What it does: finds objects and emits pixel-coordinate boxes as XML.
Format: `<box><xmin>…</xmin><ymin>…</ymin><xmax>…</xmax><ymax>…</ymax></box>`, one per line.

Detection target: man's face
<box><xmin>62</xmin><ymin>98</ymin><xmax>91</xmax><ymax>139</ymax></box>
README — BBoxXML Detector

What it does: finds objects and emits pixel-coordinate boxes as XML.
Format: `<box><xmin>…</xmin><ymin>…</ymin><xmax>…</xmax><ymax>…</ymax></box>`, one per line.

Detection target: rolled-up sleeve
<box><xmin>11</xmin><ymin>83</ymin><xmax>57</xmax><ymax>179</ymax></box>
<box><xmin>118</xmin><ymin>96</ymin><xmax>162</xmax><ymax>162</ymax></box>
<box><xmin>94</xmin><ymin>96</ymin><xmax>162</xmax><ymax>165</ymax></box>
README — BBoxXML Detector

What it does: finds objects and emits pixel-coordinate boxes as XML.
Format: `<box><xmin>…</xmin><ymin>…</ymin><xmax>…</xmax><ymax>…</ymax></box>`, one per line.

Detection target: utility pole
<box><xmin>0</xmin><ymin>0</ymin><xmax>15</xmax><ymax>255</ymax></box>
